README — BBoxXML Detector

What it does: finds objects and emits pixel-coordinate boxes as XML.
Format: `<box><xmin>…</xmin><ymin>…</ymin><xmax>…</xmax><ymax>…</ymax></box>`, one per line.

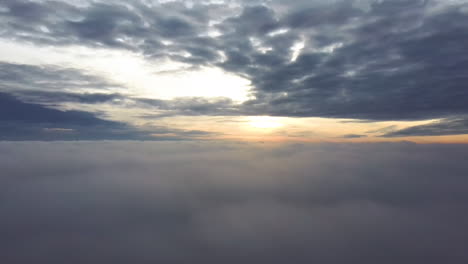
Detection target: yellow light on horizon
<box><xmin>248</xmin><ymin>116</ymin><xmax>284</xmax><ymax>129</ymax></box>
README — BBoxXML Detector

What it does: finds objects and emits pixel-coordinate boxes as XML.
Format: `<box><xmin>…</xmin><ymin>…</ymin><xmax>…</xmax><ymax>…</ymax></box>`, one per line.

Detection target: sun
<box><xmin>248</xmin><ymin>116</ymin><xmax>284</xmax><ymax>129</ymax></box>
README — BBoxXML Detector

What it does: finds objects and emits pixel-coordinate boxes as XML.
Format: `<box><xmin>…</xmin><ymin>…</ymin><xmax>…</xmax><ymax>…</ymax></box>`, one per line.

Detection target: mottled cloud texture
<box><xmin>1</xmin><ymin>0</ymin><xmax>468</xmax><ymax>139</ymax></box>
<box><xmin>1</xmin><ymin>142</ymin><xmax>468</xmax><ymax>263</ymax></box>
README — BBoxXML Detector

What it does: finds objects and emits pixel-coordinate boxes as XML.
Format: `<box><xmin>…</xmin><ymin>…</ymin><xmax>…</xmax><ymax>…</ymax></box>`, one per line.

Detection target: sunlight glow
<box><xmin>290</xmin><ymin>38</ymin><xmax>305</xmax><ymax>62</ymax></box>
<box><xmin>0</xmin><ymin>41</ymin><xmax>252</xmax><ymax>102</ymax></box>
<box><xmin>248</xmin><ymin>116</ymin><xmax>284</xmax><ymax>129</ymax></box>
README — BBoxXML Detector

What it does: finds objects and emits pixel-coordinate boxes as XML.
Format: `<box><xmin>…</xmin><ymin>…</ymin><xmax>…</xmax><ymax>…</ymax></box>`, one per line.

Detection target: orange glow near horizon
<box><xmin>140</xmin><ymin>115</ymin><xmax>468</xmax><ymax>144</ymax></box>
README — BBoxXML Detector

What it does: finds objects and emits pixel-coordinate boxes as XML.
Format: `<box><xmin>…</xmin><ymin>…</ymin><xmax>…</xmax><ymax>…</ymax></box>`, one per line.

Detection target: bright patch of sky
<box><xmin>0</xmin><ymin>40</ymin><xmax>252</xmax><ymax>102</ymax></box>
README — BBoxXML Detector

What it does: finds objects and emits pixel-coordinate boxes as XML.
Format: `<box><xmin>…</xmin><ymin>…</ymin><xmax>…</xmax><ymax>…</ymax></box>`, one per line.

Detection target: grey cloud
<box><xmin>12</xmin><ymin>90</ymin><xmax>125</xmax><ymax>104</ymax></box>
<box><xmin>1</xmin><ymin>142</ymin><xmax>468</xmax><ymax>263</ymax></box>
<box><xmin>284</xmin><ymin>1</ymin><xmax>363</xmax><ymax>28</ymax></box>
<box><xmin>244</xmin><ymin>0</ymin><xmax>468</xmax><ymax>121</ymax></box>
<box><xmin>342</xmin><ymin>134</ymin><xmax>367</xmax><ymax>138</ymax></box>
<box><xmin>367</xmin><ymin>125</ymin><xmax>399</xmax><ymax>134</ymax></box>
<box><xmin>0</xmin><ymin>91</ymin><xmax>145</xmax><ymax>140</ymax></box>
<box><xmin>0</xmin><ymin>62</ymin><xmax>120</xmax><ymax>93</ymax></box>
<box><xmin>1</xmin><ymin>0</ymin><xmax>468</xmax><ymax>125</ymax></box>
<box><xmin>137</xmin><ymin>96</ymin><xmax>245</xmax><ymax>117</ymax></box>
<box><xmin>218</xmin><ymin>0</ymin><xmax>468</xmax><ymax>122</ymax></box>
<box><xmin>0</xmin><ymin>63</ymin><xmax>241</xmax><ymax>120</ymax></box>
<box><xmin>383</xmin><ymin>117</ymin><xmax>468</xmax><ymax>137</ymax></box>
<box><xmin>0</xmin><ymin>92</ymin><xmax>117</xmax><ymax>126</ymax></box>
<box><xmin>65</xmin><ymin>3</ymin><xmax>143</xmax><ymax>46</ymax></box>
<box><xmin>219</xmin><ymin>5</ymin><xmax>279</xmax><ymax>36</ymax></box>
<box><xmin>0</xmin><ymin>0</ymin><xmax>223</xmax><ymax>61</ymax></box>
<box><xmin>0</xmin><ymin>92</ymin><xmax>215</xmax><ymax>140</ymax></box>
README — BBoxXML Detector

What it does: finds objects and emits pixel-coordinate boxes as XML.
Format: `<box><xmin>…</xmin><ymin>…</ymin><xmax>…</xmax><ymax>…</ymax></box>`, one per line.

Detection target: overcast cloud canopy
<box><xmin>1</xmin><ymin>0</ymin><xmax>468</xmax><ymax>138</ymax></box>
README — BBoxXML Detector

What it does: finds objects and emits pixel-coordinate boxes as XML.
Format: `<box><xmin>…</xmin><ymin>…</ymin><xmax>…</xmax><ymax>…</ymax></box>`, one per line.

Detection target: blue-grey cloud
<box><xmin>239</xmin><ymin>1</ymin><xmax>468</xmax><ymax>121</ymax></box>
<box><xmin>1</xmin><ymin>142</ymin><xmax>468</xmax><ymax>263</ymax></box>
<box><xmin>0</xmin><ymin>92</ymin><xmax>215</xmax><ymax>140</ymax></box>
<box><xmin>137</xmin><ymin>96</ymin><xmax>244</xmax><ymax>117</ymax></box>
<box><xmin>383</xmin><ymin>117</ymin><xmax>468</xmax><ymax>137</ymax></box>
<box><xmin>342</xmin><ymin>134</ymin><xmax>367</xmax><ymax>138</ymax></box>
<box><xmin>13</xmin><ymin>90</ymin><xmax>125</xmax><ymax>104</ymax></box>
<box><xmin>0</xmin><ymin>91</ymin><xmax>144</xmax><ymax>140</ymax></box>
<box><xmin>0</xmin><ymin>62</ymin><xmax>120</xmax><ymax>93</ymax></box>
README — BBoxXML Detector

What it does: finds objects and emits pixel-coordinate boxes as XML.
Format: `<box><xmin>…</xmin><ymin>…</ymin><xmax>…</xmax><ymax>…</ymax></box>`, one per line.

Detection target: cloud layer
<box><xmin>0</xmin><ymin>91</ymin><xmax>215</xmax><ymax>140</ymax></box>
<box><xmin>1</xmin><ymin>142</ymin><xmax>468</xmax><ymax>263</ymax></box>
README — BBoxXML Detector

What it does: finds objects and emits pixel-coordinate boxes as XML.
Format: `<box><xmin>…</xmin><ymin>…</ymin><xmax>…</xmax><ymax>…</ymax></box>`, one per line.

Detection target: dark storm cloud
<box><xmin>383</xmin><ymin>117</ymin><xmax>468</xmax><ymax>137</ymax></box>
<box><xmin>1</xmin><ymin>142</ymin><xmax>468</xmax><ymax>263</ymax></box>
<box><xmin>1</xmin><ymin>0</ymin><xmax>468</xmax><ymax>127</ymax></box>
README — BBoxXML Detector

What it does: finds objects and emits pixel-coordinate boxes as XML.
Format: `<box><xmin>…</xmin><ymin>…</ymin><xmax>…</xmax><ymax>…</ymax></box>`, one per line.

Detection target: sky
<box><xmin>2</xmin><ymin>1</ymin><xmax>468</xmax><ymax>263</ymax></box>
<box><xmin>1</xmin><ymin>0</ymin><xmax>468</xmax><ymax>142</ymax></box>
